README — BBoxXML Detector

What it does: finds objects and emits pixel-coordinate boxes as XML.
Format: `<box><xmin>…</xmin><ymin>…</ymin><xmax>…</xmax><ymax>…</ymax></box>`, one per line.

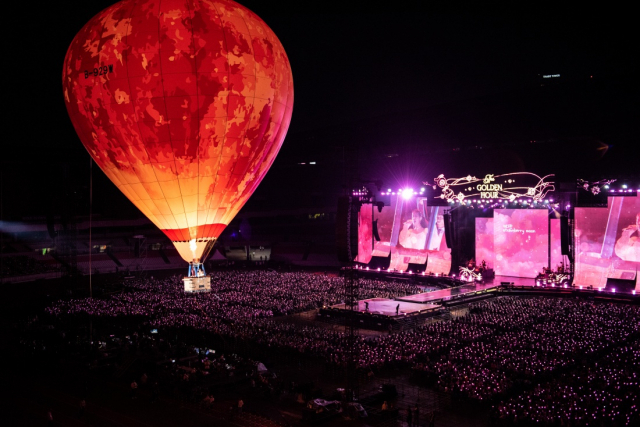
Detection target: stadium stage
<box><xmin>328</xmin><ymin>276</ymin><xmax>532</xmax><ymax>315</ymax></box>
<box><xmin>317</xmin><ymin>275</ymin><xmax>537</xmax><ymax>330</ymax></box>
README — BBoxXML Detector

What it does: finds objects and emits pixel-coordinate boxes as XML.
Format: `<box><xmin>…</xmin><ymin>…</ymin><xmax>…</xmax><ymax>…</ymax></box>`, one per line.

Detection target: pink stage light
<box><xmin>366</xmin><ymin>267</ymin><xmax>370</xmax><ymax>270</ymax></box>
<box><xmin>612</xmin><ymin>288</ymin><xmax>616</xmax><ymax>293</ymax></box>
<box><xmin>579</xmin><ymin>285</ymin><xmax>583</xmax><ymax>289</ymax></box>
<box><xmin>633</xmin><ymin>290</ymin><xmax>636</xmax><ymax>295</ymax></box>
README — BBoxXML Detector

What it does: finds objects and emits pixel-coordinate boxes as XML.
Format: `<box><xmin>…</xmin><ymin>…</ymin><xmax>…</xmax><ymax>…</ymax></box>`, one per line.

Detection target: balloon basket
<box><xmin>183</xmin><ymin>276</ymin><xmax>211</xmax><ymax>293</ymax></box>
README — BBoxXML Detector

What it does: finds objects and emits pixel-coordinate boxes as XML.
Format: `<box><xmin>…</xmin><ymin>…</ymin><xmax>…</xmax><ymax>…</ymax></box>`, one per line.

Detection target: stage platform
<box><xmin>320</xmin><ymin>275</ymin><xmax>536</xmax><ymax>327</ymax></box>
<box><xmin>318</xmin><ymin>274</ymin><xmax>638</xmax><ymax>331</ymax></box>
<box><xmin>330</xmin><ymin>298</ymin><xmax>440</xmax><ymax>317</ymax></box>
<box><xmin>400</xmin><ymin>275</ymin><xmax>536</xmax><ymax>303</ymax></box>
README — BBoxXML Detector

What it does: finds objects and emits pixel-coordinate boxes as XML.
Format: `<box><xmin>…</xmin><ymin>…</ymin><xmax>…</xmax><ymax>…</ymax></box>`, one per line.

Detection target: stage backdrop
<box><xmin>366</xmin><ymin>196</ymin><xmax>450</xmax><ymax>272</ymax></box>
<box><xmin>493</xmin><ymin>209</ymin><xmax>549</xmax><ymax>278</ymax></box>
<box><xmin>475</xmin><ymin>217</ymin><xmax>494</xmax><ymax>270</ymax></box>
<box><xmin>372</xmin><ymin>199</ymin><xmax>395</xmax><ymax>257</ymax></box>
<box><xmin>356</xmin><ymin>203</ymin><xmax>373</xmax><ymax>264</ymax></box>
<box><xmin>550</xmin><ymin>218</ymin><xmax>569</xmax><ymax>273</ymax></box>
<box><xmin>574</xmin><ymin>193</ymin><xmax>639</xmax><ymax>290</ymax></box>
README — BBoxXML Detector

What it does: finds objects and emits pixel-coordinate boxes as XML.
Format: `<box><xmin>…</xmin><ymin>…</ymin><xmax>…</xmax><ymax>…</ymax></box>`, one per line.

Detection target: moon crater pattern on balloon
<box><xmin>63</xmin><ymin>0</ymin><xmax>293</xmax><ymax>263</ymax></box>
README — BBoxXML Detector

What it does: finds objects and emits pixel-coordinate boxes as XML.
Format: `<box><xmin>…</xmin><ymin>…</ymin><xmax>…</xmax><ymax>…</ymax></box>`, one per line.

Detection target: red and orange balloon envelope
<box><xmin>63</xmin><ymin>0</ymin><xmax>293</xmax><ymax>264</ymax></box>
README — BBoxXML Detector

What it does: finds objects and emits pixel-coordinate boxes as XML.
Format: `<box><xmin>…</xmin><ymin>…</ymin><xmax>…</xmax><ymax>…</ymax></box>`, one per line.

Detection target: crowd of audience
<box><xmin>493</xmin><ymin>340</ymin><xmax>639</xmax><ymax>426</ymax></box>
<box><xmin>47</xmin><ymin>271</ymin><xmax>420</xmax><ymax>321</ymax></box>
<box><xmin>44</xmin><ymin>271</ymin><xmax>640</xmax><ymax>426</ymax></box>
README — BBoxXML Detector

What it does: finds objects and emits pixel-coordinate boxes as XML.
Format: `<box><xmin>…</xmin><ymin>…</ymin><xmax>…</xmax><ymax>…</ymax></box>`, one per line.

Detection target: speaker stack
<box><xmin>336</xmin><ymin>196</ymin><xmax>360</xmax><ymax>263</ymax></box>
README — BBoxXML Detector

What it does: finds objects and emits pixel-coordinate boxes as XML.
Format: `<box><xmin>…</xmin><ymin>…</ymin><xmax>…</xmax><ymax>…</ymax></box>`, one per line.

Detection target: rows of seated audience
<box><xmin>493</xmin><ymin>340</ymin><xmax>639</xmax><ymax>426</ymax></box>
<box><xmin>44</xmin><ymin>272</ymin><xmax>640</xmax><ymax>426</ymax></box>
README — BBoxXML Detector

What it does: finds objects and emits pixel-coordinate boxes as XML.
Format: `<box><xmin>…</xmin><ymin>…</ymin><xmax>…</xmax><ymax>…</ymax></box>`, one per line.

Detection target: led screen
<box><xmin>550</xmin><ymin>218</ymin><xmax>569</xmax><ymax>273</ymax></box>
<box><xmin>574</xmin><ymin>194</ymin><xmax>639</xmax><ymax>289</ymax></box>
<box><xmin>388</xmin><ymin>197</ymin><xmax>428</xmax><ymax>271</ymax></box>
<box><xmin>475</xmin><ymin>217</ymin><xmax>494</xmax><ymax>270</ymax></box>
<box><xmin>372</xmin><ymin>201</ymin><xmax>395</xmax><ymax>257</ymax></box>
<box><xmin>356</xmin><ymin>204</ymin><xmax>373</xmax><ymax>264</ymax></box>
<box><xmin>425</xmin><ymin>244</ymin><xmax>452</xmax><ymax>274</ymax></box>
<box><xmin>388</xmin><ymin>198</ymin><xmax>450</xmax><ymax>271</ymax></box>
<box><xmin>363</xmin><ymin>195</ymin><xmax>450</xmax><ymax>271</ymax></box>
<box><xmin>494</xmin><ymin>209</ymin><xmax>549</xmax><ymax>278</ymax></box>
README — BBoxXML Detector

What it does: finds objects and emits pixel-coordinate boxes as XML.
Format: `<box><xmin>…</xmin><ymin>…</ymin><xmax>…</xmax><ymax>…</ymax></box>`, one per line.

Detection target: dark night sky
<box><xmin>2</xmin><ymin>1</ymin><xmax>637</xmax><ymax>220</ymax></box>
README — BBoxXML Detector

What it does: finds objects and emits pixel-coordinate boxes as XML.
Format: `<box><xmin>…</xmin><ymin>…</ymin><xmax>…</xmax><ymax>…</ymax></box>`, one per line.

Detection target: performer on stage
<box><xmin>399</xmin><ymin>209</ymin><xmax>428</xmax><ymax>250</ymax></box>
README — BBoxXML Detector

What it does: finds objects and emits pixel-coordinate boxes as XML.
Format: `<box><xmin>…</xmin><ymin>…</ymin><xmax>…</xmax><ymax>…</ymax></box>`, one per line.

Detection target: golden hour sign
<box><xmin>429</xmin><ymin>173</ymin><xmax>555</xmax><ymax>202</ymax></box>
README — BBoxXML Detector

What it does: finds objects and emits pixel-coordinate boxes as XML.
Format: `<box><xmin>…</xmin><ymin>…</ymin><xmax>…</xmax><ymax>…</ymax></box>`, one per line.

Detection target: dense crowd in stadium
<box><xmin>42</xmin><ymin>271</ymin><xmax>639</xmax><ymax>426</ymax></box>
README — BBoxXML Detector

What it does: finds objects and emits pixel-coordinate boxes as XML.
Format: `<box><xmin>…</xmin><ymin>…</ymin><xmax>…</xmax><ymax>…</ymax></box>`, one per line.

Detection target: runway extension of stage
<box><xmin>329</xmin><ymin>276</ymin><xmax>536</xmax><ymax>317</ymax></box>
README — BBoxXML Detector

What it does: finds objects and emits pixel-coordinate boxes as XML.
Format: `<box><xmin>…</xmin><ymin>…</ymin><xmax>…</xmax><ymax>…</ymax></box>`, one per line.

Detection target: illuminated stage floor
<box><xmin>328</xmin><ymin>276</ymin><xmax>536</xmax><ymax>317</ymax></box>
<box><xmin>331</xmin><ymin>298</ymin><xmax>440</xmax><ymax>317</ymax></box>
<box><xmin>399</xmin><ymin>275</ymin><xmax>536</xmax><ymax>303</ymax></box>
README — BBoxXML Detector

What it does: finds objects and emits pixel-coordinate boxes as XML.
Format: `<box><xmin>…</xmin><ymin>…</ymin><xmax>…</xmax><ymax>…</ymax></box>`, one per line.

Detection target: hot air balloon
<box><xmin>63</xmin><ymin>0</ymin><xmax>293</xmax><ymax>287</ymax></box>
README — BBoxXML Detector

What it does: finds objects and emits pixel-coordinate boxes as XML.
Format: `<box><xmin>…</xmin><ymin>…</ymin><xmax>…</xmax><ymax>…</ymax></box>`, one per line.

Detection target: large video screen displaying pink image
<box><xmin>475</xmin><ymin>218</ymin><xmax>494</xmax><ymax>270</ymax></box>
<box><xmin>372</xmin><ymin>201</ymin><xmax>396</xmax><ymax>257</ymax></box>
<box><xmin>494</xmin><ymin>209</ymin><xmax>549</xmax><ymax>278</ymax></box>
<box><xmin>550</xmin><ymin>218</ymin><xmax>569</xmax><ymax>272</ymax></box>
<box><xmin>356</xmin><ymin>204</ymin><xmax>373</xmax><ymax>264</ymax></box>
<box><xmin>389</xmin><ymin>198</ymin><xmax>428</xmax><ymax>271</ymax></box>
<box><xmin>389</xmin><ymin>198</ymin><xmax>450</xmax><ymax>272</ymax></box>
<box><xmin>574</xmin><ymin>194</ymin><xmax>639</xmax><ymax>289</ymax></box>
